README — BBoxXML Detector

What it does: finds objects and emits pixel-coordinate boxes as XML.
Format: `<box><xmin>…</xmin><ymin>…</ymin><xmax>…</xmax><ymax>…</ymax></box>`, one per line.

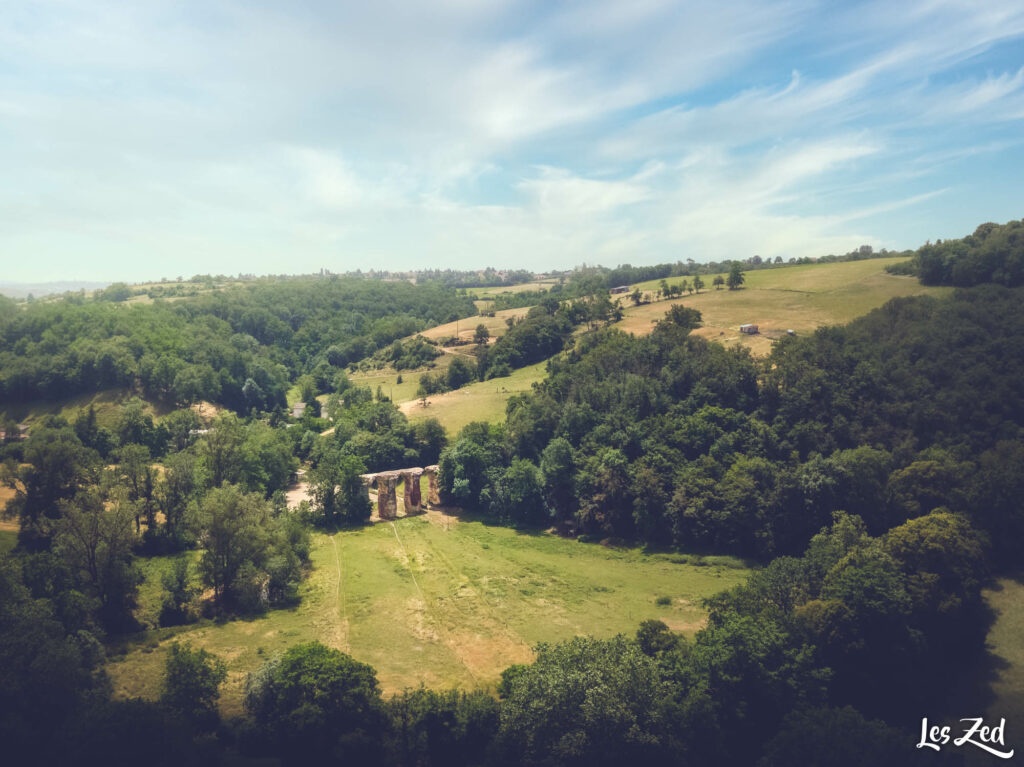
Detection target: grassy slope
<box><xmin>619</xmin><ymin>258</ymin><xmax>952</xmax><ymax>355</ymax></box>
<box><xmin>400</xmin><ymin>361</ymin><xmax>548</xmax><ymax>435</ymax></box>
<box><xmin>107</xmin><ymin>515</ymin><xmax>749</xmax><ymax>715</ymax></box>
<box><xmin>417</xmin><ymin>307</ymin><xmax>532</xmax><ymax>343</ymax></box>
<box><xmin>0</xmin><ymin>388</ymin><xmax>172</xmax><ymax>430</ymax></box>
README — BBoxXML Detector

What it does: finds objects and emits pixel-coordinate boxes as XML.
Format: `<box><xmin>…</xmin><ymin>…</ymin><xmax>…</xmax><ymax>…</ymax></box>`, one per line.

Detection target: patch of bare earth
<box><xmin>285</xmin><ymin>479</ymin><xmax>313</xmax><ymax>510</ymax></box>
<box><xmin>190</xmin><ymin>400</ymin><xmax>220</xmax><ymax>424</ymax></box>
<box><xmin>424</xmin><ymin>507</ymin><xmax>459</xmax><ymax>529</ymax></box>
<box><xmin>446</xmin><ymin>630</ymin><xmax>534</xmax><ymax>681</ymax></box>
<box><xmin>661</xmin><ymin>616</ymin><xmax>708</xmax><ymax>634</ymax></box>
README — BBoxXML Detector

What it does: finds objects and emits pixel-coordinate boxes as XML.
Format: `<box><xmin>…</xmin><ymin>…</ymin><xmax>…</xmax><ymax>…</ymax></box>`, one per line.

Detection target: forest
<box><xmin>1</xmin><ymin>236</ymin><xmax>1023</xmax><ymax>764</ymax></box>
<box><xmin>0</xmin><ymin>278</ymin><xmax>475</xmax><ymax>409</ymax></box>
<box><xmin>886</xmin><ymin>217</ymin><xmax>1024</xmax><ymax>287</ymax></box>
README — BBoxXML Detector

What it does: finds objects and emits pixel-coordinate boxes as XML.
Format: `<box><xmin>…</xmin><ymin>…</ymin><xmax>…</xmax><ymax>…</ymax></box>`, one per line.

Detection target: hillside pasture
<box><xmin>0</xmin><ymin>387</ymin><xmax>172</xmax><ymax>431</ymax></box>
<box><xmin>416</xmin><ymin>307</ymin><xmax>532</xmax><ymax>344</ymax></box>
<box><xmin>107</xmin><ymin>515</ymin><xmax>750</xmax><ymax>715</ymax></box>
<box><xmin>400</xmin><ymin>360</ymin><xmax>548</xmax><ymax>435</ymax></box>
<box><xmin>618</xmin><ymin>258</ymin><xmax>951</xmax><ymax>355</ymax></box>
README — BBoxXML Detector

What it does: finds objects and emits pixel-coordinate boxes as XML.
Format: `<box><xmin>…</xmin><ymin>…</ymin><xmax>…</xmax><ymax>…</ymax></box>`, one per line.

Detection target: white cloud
<box><xmin>1</xmin><ymin>0</ymin><xmax>1024</xmax><ymax>280</ymax></box>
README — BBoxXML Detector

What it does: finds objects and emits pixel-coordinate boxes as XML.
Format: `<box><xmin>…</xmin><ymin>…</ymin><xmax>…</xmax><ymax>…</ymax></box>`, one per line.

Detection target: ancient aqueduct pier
<box><xmin>359</xmin><ymin>465</ymin><xmax>440</xmax><ymax>520</ymax></box>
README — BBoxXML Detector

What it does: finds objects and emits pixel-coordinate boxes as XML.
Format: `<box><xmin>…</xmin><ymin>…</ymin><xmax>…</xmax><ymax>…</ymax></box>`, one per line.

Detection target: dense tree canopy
<box><xmin>890</xmin><ymin>218</ymin><xmax>1024</xmax><ymax>287</ymax></box>
<box><xmin>439</xmin><ymin>286</ymin><xmax>1024</xmax><ymax>565</ymax></box>
<box><xmin>0</xmin><ymin>276</ymin><xmax>475</xmax><ymax>409</ymax></box>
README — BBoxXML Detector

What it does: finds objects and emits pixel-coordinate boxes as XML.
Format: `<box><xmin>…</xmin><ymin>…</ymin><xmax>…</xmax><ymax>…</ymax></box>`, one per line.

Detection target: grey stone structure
<box><xmin>360</xmin><ymin>465</ymin><xmax>441</xmax><ymax>519</ymax></box>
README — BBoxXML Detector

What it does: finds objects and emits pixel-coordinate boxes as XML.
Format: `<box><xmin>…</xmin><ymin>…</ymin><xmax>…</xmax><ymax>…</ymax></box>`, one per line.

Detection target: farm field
<box><xmin>473</xmin><ymin>280</ymin><xmax>557</xmax><ymax>297</ymax></box>
<box><xmin>618</xmin><ymin>258</ymin><xmax>951</xmax><ymax>355</ymax></box>
<box><xmin>107</xmin><ymin>514</ymin><xmax>750</xmax><ymax>716</ymax></box>
<box><xmin>416</xmin><ymin>306</ymin><xmax>532</xmax><ymax>343</ymax></box>
<box><xmin>400</xmin><ymin>360</ymin><xmax>548</xmax><ymax>434</ymax></box>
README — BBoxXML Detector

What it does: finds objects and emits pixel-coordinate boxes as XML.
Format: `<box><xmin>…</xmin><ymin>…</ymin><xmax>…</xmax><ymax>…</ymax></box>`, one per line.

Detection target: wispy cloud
<box><xmin>0</xmin><ymin>0</ymin><xmax>1023</xmax><ymax>280</ymax></box>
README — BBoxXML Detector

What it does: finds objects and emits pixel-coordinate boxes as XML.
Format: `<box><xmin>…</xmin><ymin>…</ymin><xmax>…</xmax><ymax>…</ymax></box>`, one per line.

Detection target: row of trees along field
<box><xmin>0</xmin><ymin>277</ymin><xmax>476</xmax><ymax>407</ymax></box>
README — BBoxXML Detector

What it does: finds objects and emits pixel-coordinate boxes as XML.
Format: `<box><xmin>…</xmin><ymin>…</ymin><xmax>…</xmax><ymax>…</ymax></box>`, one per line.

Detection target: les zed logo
<box><xmin>917</xmin><ymin>717</ymin><xmax>1015</xmax><ymax>759</ymax></box>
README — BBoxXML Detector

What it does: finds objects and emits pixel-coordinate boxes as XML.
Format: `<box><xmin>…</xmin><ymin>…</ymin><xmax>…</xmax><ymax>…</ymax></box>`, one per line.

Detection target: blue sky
<box><xmin>1</xmin><ymin>0</ymin><xmax>1023</xmax><ymax>282</ymax></box>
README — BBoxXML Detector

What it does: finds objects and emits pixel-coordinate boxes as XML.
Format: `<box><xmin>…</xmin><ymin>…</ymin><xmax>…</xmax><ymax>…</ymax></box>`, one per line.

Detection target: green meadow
<box><xmin>107</xmin><ymin>513</ymin><xmax>750</xmax><ymax>716</ymax></box>
<box><xmin>400</xmin><ymin>360</ymin><xmax>549</xmax><ymax>434</ymax></box>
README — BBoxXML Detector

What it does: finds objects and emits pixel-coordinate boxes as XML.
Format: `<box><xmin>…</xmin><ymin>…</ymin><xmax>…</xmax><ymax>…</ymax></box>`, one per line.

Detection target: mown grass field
<box><xmin>107</xmin><ymin>514</ymin><xmax>749</xmax><ymax>716</ymax></box>
<box><xmin>618</xmin><ymin>258</ymin><xmax>952</xmax><ymax>355</ymax></box>
<box><xmin>400</xmin><ymin>360</ymin><xmax>548</xmax><ymax>435</ymax></box>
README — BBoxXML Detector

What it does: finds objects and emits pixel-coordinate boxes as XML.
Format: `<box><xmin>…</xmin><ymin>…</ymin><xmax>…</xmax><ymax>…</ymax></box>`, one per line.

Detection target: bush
<box><xmin>160</xmin><ymin>643</ymin><xmax>227</xmax><ymax>729</ymax></box>
<box><xmin>244</xmin><ymin>642</ymin><xmax>384</xmax><ymax>763</ymax></box>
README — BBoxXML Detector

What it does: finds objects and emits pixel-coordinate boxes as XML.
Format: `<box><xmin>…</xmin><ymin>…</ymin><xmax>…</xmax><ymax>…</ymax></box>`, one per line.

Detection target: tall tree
<box><xmin>190</xmin><ymin>484</ymin><xmax>271</xmax><ymax>608</ymax></box>
<box><xmin>727</xmin><ymin>262</ymin><xmax>746</xmax><ymax>290</ymax></box>
<box><xmin>55</xmin><ymin>487</ymin><xmax>142</xmax><ymax>631</ymax></box>
<box><xmin>9</xmin><ymin>425</ymin><xmax>100</xmax><ymax>551</ymax></box>
<box><xmin>309</xmin><ymin>449</ymin><xmax>371</xmax><ymax>526</ymax></box>
<box><xmin>161</xmin><ymin>643</ymin><xmax>227</xmax><ymax>729</ymax></box>
<box><xmin>244</xmin><ymin>642</ymin><xmax>383</xmax><ymax>765</ymax></box>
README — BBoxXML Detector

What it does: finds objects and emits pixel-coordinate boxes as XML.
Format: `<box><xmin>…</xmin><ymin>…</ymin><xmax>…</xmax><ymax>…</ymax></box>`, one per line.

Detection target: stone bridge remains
<box><xmin>360</xmin><ymin>465</ymin><xmax>440</xmax><ymax>520</ymax></box>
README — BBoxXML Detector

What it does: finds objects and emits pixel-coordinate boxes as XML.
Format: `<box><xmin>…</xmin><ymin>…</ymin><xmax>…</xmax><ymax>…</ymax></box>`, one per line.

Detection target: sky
<box><xmin>1</xmin><ymin>0</ymin><xmax>1023</xmax><ymax>283</ymax></box>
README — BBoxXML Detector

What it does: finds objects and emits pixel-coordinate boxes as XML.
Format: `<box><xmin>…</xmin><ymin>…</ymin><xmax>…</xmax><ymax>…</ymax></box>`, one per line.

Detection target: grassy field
<box><xmin>0</xmin><ymin>387</ymin><xmax>173</xmax><ymax>430</ymax></box>
<box><xmin>473</xmin><ymin>280</ymin><xmax>557</xmax><ymax>298</ymax></box>
<box><xmin>417</xmin><ymin>307</ymin><xmax>532</xmax><ymax>344</ymax></box>
<box><xmin>968</xmin><ymin>578</ymin><xmax>1024</xmax><ymax>764</ymax></box>
<box><xmin>400</xmin><ymin>361</ymin><xmax>548</xmax><ymax>435</ymax></box>
<box><xmin>107</xmin><ymin>514</ymin><xmax>750</xmax><ymax>715</ymax></box>
<box><xmin>345</xmin><ymin>353</ymin><xmax>464</xmax><ymax>405</ymax></box>
<box><xmin>617</xmin><ymin>258</ymin><xmax>951</xmax><ymax>355</ymax></box>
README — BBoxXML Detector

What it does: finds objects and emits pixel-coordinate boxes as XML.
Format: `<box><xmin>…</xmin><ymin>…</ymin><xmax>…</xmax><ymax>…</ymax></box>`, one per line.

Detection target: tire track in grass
<box><xmin>402</xmin><ymin>519</ymin><xmax>525</xmax><ymax>646</ymax></box>
<box><xmin>400</xmin><ymin>520</ymin><xmax>536</xmax><ymax>681</ymax></box>
<box><xmin>329</xmin><ymin>533</ymin><xmax>350</xmax><ymax>652</ymax></box>
<box><xmin>390</xmin><ymin>521</ymin><xmax>479</xmax><ymax>685</ymax></box>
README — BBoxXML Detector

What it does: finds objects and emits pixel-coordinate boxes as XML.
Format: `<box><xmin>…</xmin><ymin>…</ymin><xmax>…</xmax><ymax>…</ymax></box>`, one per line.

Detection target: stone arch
<box><xmin>360</xmin><ymin>465</ymin><xmax>440</xmax><ymax>520</ymax></box>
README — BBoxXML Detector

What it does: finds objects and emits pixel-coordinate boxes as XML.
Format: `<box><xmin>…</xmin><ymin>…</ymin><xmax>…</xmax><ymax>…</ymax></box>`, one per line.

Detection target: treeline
<box><xmin>439</xmin><ymin>287</ymin><xmax>1024</xmax><ymax>565</ymax></box>
<box><xmin>0</xmin><ymin>277</ymin><xmax>475</xmax><ymax>409</ymax></box>
<box><xmin>887</xmin><ymin>217</ymin><xmax>1024</xmax><ymax>287</ymax></box>
<box><xmin>356</xmin><ymin>267</ymin><xmax>535</xmax><ymax>289</ymax></box>
<box><xmin>571</xmin><ymin>245</ymin><xmax>897</xmax><ymax>291</ymax></box>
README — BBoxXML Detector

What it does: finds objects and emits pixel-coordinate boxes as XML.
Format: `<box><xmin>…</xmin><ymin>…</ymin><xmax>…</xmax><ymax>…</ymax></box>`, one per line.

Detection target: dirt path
<box><xmin>285</xmin><ymin>478</ymin><xmax>313</xmax><ymax>509</ymax></box>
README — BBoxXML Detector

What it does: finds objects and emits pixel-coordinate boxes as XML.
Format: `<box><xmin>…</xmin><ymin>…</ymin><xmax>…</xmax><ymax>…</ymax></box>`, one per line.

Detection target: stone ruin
<box><xmin>360</xmin><ymin>465</ymin><xmax>441</xmax><ymax>521</ymax></box>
